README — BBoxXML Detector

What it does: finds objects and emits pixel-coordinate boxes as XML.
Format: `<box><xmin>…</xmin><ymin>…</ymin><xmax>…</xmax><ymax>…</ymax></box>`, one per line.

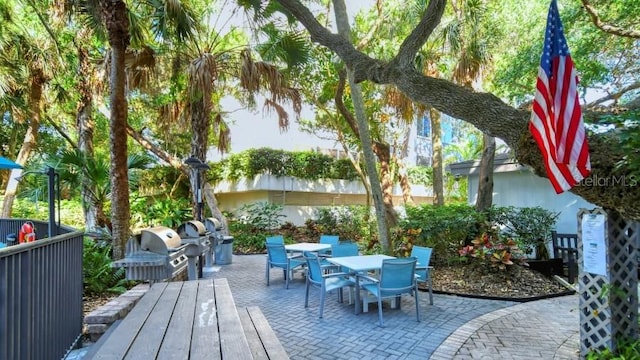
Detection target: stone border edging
<box><xmin>429</xmin><ymin>302</ymin><xmax>530</xmax><ymax>359</ymax></box>
<box><xmin>83</xmin><ymin>283</ymin><xmax>150</xmax><ymax>342</ymax></box>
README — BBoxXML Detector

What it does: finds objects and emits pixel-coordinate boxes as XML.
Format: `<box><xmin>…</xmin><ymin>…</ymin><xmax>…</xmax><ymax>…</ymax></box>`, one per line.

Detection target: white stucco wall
<box><xmin>467</xmin><ymin>169</ymin><xmax>597</xmax><ymax>234</ymax></box>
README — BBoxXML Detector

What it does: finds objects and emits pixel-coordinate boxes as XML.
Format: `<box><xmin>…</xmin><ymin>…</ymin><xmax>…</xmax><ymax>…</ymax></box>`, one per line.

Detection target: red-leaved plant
<box><xmin>459</xmin><ymin>230</ymin><xmax>527</xmax><ymax>271</ymax></box>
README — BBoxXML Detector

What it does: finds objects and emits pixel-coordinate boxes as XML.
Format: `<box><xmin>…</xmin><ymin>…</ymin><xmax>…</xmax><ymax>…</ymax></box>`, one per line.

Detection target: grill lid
<box><xmin>204</xmin><ymin>217</ymin><xmax>223</xmax><ymax>231</ymax></box>
<box><xmin>177</xmin><ymin>220</ymin><xmax>207</xmax><ymax>237</ymax></box>
<box><xmin>140</xmin><ymin>226</ymin><xmax>182</xmax><ymax>254</ymax></box>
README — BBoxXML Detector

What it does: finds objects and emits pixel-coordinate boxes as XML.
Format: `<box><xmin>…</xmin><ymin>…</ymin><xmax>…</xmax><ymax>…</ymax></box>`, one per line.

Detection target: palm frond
<box><xmin>147</xmin><ymin>0</ymin><xmax>197</xmax><ymax>42</ymax></box>
<box><xmin>125</xmin><ymin>46</ymin><xmax>156</xmax><ymax>90</ymax></box>
<box><xmin>76</xmin><ymin>0</ymin><xmax>107</xmax><ymax>41</ymax></box>
<box><xmin>263</xmin><ymin>98</ymin><xmax>289</xmax><ymax>131</ymax></box>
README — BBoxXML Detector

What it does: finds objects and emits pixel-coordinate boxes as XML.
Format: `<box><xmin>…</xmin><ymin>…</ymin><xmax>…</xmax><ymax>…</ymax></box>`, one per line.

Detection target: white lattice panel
<box><xmin>578</xmin><ymin>208</ymin><xmax>638</xmax><ymax>357</ymax></box>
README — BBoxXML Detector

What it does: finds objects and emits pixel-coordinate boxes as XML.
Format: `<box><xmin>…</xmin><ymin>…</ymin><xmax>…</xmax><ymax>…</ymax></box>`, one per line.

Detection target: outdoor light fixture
<box><xmin>184</xmin><ymin>156</ymin><xmax>210</xmax><ymax>221</ymax></box>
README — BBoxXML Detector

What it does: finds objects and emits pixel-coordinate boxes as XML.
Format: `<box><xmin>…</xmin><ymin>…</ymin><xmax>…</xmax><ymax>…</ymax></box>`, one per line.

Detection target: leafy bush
<box><xmin>458</xmin><ymin>228</ymin><xmax>527</xmax><ymax>271</ymax></box>
<box><xmin>401</xmin><ymin>204</ymin><xmax>485</xmax><ymax>264</ymax></box>
<box><xmin>205</xmin><ymin>148</ymin><xmax>360</xmax><ymax>183</ymax></box>
<box><xmin>586</xmin><ymin>337</ymin><xmax>640</xmax><ymax>359</ymax></box>
<box><xmin>130</xmin><ymin>195</ymin><xmax>192</xmax><ymax>228</ymax></box>
<box><xmin>308</xmin><ymin>206</ymin><xmax>375</xmax><ymax>245</ymax></box>
<box><xmin>11</xmin><ymin>198</ymin><xmax>86</xmax><ymax>230</ymax></box>
<box><xmin>228</xmin><ymin>202</ymin><xmax>287</xmax><ymax>253</ymax></box>
<box><xmin>236</xmin><ymin>202</ymin><xmax>286</xmax><ymax>230</ymax></box>
<box><xmin>487</xmin><ymin>206</ymin><xmax>559</xmax><ymax>258</ymax></box>
<box><xmin>227</xmin><ymin>220</ymin><xmax>272</xmax><ymax>254</ymax></box>
<box><xmin>83</xmin><ymin>238</ymin><xmax>132</xmax><ymax>295</ymax></box>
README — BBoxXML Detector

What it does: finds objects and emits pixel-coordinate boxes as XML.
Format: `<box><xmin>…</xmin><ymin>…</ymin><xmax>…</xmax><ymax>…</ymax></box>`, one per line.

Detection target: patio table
<box><xmin>285</xmin><ymin>242</ymin><xmax>331</xmax><ymax>253</ymax></box>
<box><xmin>325</xmin><ymin>254</ymin><xmax>395</xmax><ymax>314</ymax></box>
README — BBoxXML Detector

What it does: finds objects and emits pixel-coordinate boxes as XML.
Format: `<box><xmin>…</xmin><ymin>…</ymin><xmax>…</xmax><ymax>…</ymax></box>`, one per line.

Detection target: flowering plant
<box><xmin>458</xmin><ymin>231</ymin><xmax>526</xmax><ymax>271</ymax></box>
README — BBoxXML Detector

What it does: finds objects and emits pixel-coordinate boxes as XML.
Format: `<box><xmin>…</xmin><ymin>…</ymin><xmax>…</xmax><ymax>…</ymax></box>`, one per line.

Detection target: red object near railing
<box><xmin>19</xmin><ymin>222</ymin><xmax>36</xmax><ymax>243</ymax></box>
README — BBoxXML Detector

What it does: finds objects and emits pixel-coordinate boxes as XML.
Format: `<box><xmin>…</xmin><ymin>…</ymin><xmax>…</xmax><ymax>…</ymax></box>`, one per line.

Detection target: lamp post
<box><xmin>184</xmin><ymin>156</ymin><xmax>210</xmax><ymax>221</ymax></box>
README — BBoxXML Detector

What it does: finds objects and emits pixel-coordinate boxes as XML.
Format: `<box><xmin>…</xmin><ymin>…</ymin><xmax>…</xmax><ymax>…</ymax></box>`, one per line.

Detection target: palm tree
<box><xmin>56</xmin><ymin>149</ymin><xmax>152</xmax><ymax>230</ymax></box>
<box><xmin>81</xmin><ymin>0</ymin><xmax>197</xmax><ymax>258</ymax></box>
<box><xmin>0</xmin><ymin>1</ymin><xmax>55</xmax><ymax>217</ymax></box>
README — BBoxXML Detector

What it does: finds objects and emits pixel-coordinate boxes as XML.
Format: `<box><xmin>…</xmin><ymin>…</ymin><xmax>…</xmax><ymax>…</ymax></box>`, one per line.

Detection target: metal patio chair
<box><xmin>265</xmin><ymin>243</ymin><xmax>305</xmax><ymax>289</ymax></box>
<box><xmin>303</xmin><ymin>251</ymin><xmax>355</xmax><ymax>318</ymax></box>
<box><xmin>359</xmin><ymin>257</ymin><xmax>420</xmax><ymax>327</ymax></box>
<box><xmin>410</xmin><ymin>245</ymin><xmax>434</xmax><ymax>305</ymax></box>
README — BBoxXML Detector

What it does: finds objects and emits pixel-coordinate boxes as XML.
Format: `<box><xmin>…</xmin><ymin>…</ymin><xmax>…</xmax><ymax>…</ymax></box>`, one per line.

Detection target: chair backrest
<box><xmin>410</xmin><ymin>246</ymin><xmax>433</xmax><ymax>279</ymax></box>
<box><xmin>266</xmin><ymin>235</ymin><xmax>284</xmax><ymax>245</ymax></box>
<box><xmin>379</xmin><ymin>258</ymin><xmax>417</xmax><ymax>295</ymax></box>
<box><xmin>319</xmin><ymin>235</ymin><xmax>340</xmax><ymax>246</ymax></box>
<box><xmin>331</xmin><ymin>243</ymin><xmax>359</xmax><ymax>258</ymax></box>
<box><xmin>266</xmin><ymin>243</ymin><xmax>288</xmax><ymax>265</ymax></box>
<box><xmin>303</xmin><ymin>251</ymin><xmax>323</xmax><ymax>285</ymax></box>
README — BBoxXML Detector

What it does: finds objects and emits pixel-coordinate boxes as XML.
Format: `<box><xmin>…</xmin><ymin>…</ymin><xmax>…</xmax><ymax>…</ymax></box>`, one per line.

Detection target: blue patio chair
<box><xmin>359</xmin><ymin>257</ymin><xmax>420</xmax><ymax>327</ymax></box>
<box><xmin>303</xmin><ymin>251</ymin><xmax>355</xmax><ymax>318</ymax></box>
<box><xmin>411</xmin><ymin>245</ymin><xmax>434</xmax><ymax>305</ymax></box>
<box><xmin>328</xmin><ymin>242</ymin><xmax>359</xmax><ymax>272</ymax></box>
<box><xmin>319</xmin><ymin>234</ymin><xmax>339</xmax><ymax>255</ymax></box>
<box><xmin>265</xmin><ymin>243</ymin><xmax>305</xmax><ymax>289</ymax></box>
<box><xmin>265</xmin><ymin>236</ymin><xmax>285</xmax><ymax>276</ymax></box>
<box><xmin>266</xmin><ymin>235</ymin><xmax>284</xmax><ymax>244</ymax></box>
<box><xmin>320</xmin><ymin>235</ymin><xmax>340</xmax><ymax>246</ymax></box>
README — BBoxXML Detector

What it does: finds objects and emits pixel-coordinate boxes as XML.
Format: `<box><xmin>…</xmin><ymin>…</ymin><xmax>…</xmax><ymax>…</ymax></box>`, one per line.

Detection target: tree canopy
<box><xmin>266</xmin><ymin>0</ymin><xmax>640</xmax><ymax>220</ymax></box>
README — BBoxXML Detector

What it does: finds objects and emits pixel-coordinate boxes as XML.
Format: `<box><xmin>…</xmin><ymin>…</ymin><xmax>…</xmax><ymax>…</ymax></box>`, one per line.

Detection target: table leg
<box><xmin>355</xmin><ymin>275</ymin><xmax>361</xmax><ymax>315</ymax></box>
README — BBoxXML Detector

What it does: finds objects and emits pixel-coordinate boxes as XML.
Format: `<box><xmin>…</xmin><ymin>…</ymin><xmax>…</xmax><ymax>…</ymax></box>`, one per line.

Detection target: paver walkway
<box><xmin>211</xmin><ymin>254</ymin><xmax>580</xmax><ymax>359</ymax></box>
<box><xmin>68</xmin><ymin>253</ymin><xmax>580</xmax><ymax>359</ymax></box>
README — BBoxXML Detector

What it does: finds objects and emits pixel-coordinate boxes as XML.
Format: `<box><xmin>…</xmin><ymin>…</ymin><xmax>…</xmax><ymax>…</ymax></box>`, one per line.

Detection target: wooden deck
<box><xmin>85</xmin><ymin>278</ymin><xmax>288</xmax><ymax>359</ymax></box>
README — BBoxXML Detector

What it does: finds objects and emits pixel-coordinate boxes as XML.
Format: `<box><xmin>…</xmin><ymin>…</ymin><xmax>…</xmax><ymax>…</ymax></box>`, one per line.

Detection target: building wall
<box><xmin>467</xmin><ymin>170</ymin><xmax>596</xmax><ymax>234</ymax></box>
<box><xmin>214</xmin><ymin>175</ymin><xmax>433</xmax><ymax>225</ymax></box>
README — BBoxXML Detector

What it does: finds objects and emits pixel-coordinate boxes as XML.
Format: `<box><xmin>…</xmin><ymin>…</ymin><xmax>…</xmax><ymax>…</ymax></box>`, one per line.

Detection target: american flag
<box><xmin>530</xmin><ymin>0</ymin><xmax>591</xmax><ymax>193</ymax></box>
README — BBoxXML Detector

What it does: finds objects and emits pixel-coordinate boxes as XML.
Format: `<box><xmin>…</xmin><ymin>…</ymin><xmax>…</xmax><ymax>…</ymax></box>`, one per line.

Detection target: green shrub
<box><xmin>458</xmin><ymin>229</ymin><xmax>527</xmax><ymax>271</ymax></box>
<box><xmin>486</xmin><ymin>206</ymin><xmax>559</xmax><ymax>258</ymax></box>
<box><xmin>11</xmin><ymin>197</ymin><xmax>85</xmax><ymax>230</ymax></box>
<box><xmin>309</xmin><ymin>206</ymin><xmax>374</xmax><ymax>245</ymax></box>
<box><xmin>83</xmin><ymin>238</ymin><xmax>132</xmax><ymax>295</ymax></box>
<box><xmin>237</xmin><ymin>202</ymin><xmax>286</xmax><ymax>230</ymax></box>
<box><xmin>586</xmin><ymin>337</ymin><xmax>640</xmax><ymax>359</ymax></box>
<box><xmin>130</xmin><ymin>195</ymin><xmax>192</xmax><ymax>229</ymax></box>
<box><xmin>401</xmin><ymin>204</ymin><xmax>485</xmax><ymax>264</ymax></box>
<box><xmin>228</xmin><ymin>202</ymin><xmax>287</xmax><ymax>253</ymax></box>
<box><xmin>205</xmin><ymin>148</ymin><xmax>360</xmax><ymax>183</ymax></box>
<box><xmin>227</xmin><ymin>221</ymin><xmax>271</xmax><ymax>254</ymax></box>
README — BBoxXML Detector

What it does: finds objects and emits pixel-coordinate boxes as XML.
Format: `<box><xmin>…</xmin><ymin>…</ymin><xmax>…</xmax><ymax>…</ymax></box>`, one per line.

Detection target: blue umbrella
<box><xmin>0</xmin><ymin>156</ymin><xmax>22</xmax><ymax>169</ymax></box>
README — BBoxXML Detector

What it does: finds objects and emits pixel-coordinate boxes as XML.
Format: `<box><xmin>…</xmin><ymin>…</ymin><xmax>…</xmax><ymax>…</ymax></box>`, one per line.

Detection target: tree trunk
<box><xmin>430</xmin><ymin>108</ymin><xmax>444</xmax><ymax>206</ymax></box>
<box><xmin>76</xmin><ymin>39</ymin><xmax>98</xmax><ymax>231</ymax></box>
<box><xmin>189</xmin><ymin>100</ymin><xmax>210</xmax><ymax>220</ymax></box>
<box><xmin>1</xmin><ymin>67</ymin><xmax>46</xmax><ymax>218</ymax></box>
<box><xmin>102</xmin><ymin>0</ymin><xmax>131</xmax><ymax>260</ymax></box>
<box><xmin>475</xmin><ymin>134</ymin><xmax>496</xmax><ymax>212</ymax></box>
<box><xmin>203</xmin><ymin>183</ymin><xmax>228</xmax><ymax>235</ymax></box>
<box><xmin>396</xmin><ymin>126</ymin><xmax>414</xmax><ymax>205</ymax></box>
<box><xmin>372</xmin><ymin>142</ymin><xmax>398</xmax><ymax>227</ymax></box>
<box><xmin>333</xmin><ymin>0</ymin><xmax>390</xmax><ymax>252</ymax></box>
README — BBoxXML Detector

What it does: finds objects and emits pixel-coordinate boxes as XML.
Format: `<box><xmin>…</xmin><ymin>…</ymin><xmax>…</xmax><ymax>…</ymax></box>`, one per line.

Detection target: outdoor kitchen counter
<box><xmin>86</xmin><ymin>278</ymin><xmax>258</xmax><ymax>360</ymax></box>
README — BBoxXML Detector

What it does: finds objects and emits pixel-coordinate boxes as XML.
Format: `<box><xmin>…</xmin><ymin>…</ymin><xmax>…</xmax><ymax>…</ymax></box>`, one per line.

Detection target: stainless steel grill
<box><xmin>112</xmin><ymin>227</ymin><xmax>188</xmax><ymax>281</ymax></box>
<box><xmin>203</xmin><ymin>218</ymin><xmax>221</xmax><ymax>266</ymax></box>
<box><xmin>205</xmin><ymin>217</ymin><xmax>234</xmax><ymax>265</ymax></box>
<box><xmin>177</xmin><ymin>220</ymin><xmax>211</xmax><ymax>280</ymax></box>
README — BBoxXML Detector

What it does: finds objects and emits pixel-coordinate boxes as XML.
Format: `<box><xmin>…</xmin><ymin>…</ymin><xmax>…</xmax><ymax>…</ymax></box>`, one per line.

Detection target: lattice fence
<box><xmin>578</xmin><ymin>208</ymin><xmax>639</xmax><ymax>356</ymax></box>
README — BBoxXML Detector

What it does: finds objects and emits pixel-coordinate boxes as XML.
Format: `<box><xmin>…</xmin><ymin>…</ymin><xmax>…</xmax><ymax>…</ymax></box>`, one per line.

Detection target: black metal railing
<box><xmin>0</xmin><ymin>219</ymin><xmax>84</xmax><ymax>360</ymax></box>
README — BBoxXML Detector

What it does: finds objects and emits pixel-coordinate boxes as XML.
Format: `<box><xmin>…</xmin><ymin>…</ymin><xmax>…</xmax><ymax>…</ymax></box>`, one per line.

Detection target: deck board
<box><xmin>90</xmin><ymin>282</ymin><xmax>167</xmax><ymax>360</ymax></box>
<box><xmin>87</xmin><ymin>278</ymin><xmax>286</xmax><ymax>360</ymax></box>
<box><xmin>214</xmin><ymin>278</ymin><xmax>253</xmax><ymax>360</ymax></box>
